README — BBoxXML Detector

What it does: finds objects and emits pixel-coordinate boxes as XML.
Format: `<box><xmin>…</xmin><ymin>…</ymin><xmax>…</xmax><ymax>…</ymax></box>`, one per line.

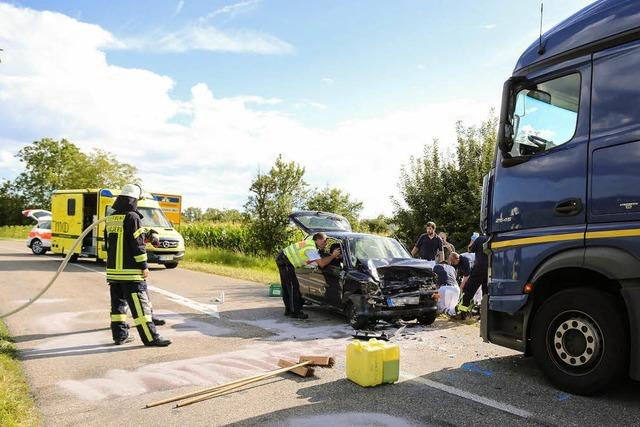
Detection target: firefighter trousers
<box><xmin>109</xmin><ymin>281</ymin><xmax>159</xmax><ymax>345</ymax></box>
<box><xmin>460</xmin><ymin>274</ymin><xmax>488</xmax><ymax>309</ymax></box>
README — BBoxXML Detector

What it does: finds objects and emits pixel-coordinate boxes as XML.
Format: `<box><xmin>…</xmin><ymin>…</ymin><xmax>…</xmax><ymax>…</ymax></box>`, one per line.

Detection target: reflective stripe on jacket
<box><xmin>105</xmin><ymin>212</ymin><xmax>148</xmax><ymax>281</ymax></box>
<box><xmin>283</xmin><ymin>240</ymin><xmax>317</xmax><ymax>268</ymax></box>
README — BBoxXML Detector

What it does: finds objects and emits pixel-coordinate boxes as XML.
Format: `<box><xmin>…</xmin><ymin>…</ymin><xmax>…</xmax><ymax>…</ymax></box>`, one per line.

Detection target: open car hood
<box><xmin>289</xmin><ymin>210</ymin><xmax>352</xmax><ymax>234</ymax></box>
<box><xmin>22</xmin><ymin>209</ymin><xmax>52</xmax><ymax>222</ymax></box>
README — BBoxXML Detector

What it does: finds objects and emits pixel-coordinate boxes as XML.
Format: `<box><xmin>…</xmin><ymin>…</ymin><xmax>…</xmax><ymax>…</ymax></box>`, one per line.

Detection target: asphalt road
<box><xmin>1</xmin><ymin>239</ymin><xmax>639</xmax><ymax>427</ymax></box>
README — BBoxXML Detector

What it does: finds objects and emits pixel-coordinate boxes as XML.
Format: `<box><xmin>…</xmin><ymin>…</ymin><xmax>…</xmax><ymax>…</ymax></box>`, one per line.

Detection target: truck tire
<box><xmin>164</xmin><ymin>262</ymin><xmax>178</xmax><ymax>269</ymax></box>
<box><xmin>30</xmin><ymin>239</ymin><xmax>47</xmax><ymax>255</ymax></box>
<box><xmin>531</xmin><ymin>287</ymin><xmax>628</xmax><ymax>395</ymax></box>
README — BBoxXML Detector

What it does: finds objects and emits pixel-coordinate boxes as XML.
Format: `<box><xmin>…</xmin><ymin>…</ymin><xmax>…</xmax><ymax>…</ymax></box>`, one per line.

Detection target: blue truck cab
<box><xmin>481</xmin><ymin>0</ymin><xmax>640</xmax><ymax>394</ymax></box>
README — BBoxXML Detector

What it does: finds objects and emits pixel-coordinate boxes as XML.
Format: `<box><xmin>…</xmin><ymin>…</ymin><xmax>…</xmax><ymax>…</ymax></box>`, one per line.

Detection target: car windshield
<box><xmin>347</xmin><ymin>235</ymin><xmax>410</xmax><ymax>264</ymax></box>
<box><xmin>138</xmin><ymin>207</ymin><xmax>172</xmax><ymax>228</ymax></box>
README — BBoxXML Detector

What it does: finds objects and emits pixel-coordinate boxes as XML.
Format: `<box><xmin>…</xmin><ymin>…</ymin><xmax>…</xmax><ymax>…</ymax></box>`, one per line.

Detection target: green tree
<box><xmin>202</xmin><ymin>208</ymin><xmax>246</xmax><ymax>223</ymax></box>
<box><xmin>10</xmin><ymin>138</ymin><xmax>138</xmax><ymax>209</ymax></box>
<box><xmin>182</xmin><ymin>207</ymin><xmax>203</xmax><ymax>223</ymax></box>
<box><xmin>245</xmin><ymin>155</ymin><xmax>308</xmax><ymax>255</ymax></box>
<box><xmin>393</xmin><ymin>113</ymin><xmax>496</xmax><ymax>249</ymax></box>
<box><xmin>0</xmin><ymin>180</ymin><xmax>29</xmax><ymax>226</ymax></box>
<box><xmin>305</xmin><ymin>186</ymin><xmax>363</xmax><ymax>227</ymax></box>
<box><xmin>359</xmin><ymin>215</ymin><xmax>392</xmax><ymax>235</ymax></box>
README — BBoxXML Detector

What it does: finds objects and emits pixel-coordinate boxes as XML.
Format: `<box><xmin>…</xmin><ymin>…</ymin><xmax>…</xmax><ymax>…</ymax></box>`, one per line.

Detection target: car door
<box><xmin>288</xmin><ymin>211</ymin><xmax>352</xmax><ymax>304</ymax></box>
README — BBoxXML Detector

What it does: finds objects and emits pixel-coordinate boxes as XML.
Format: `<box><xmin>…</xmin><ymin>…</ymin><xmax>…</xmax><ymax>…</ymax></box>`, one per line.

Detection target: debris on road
<box><xmin>145</xmin><ymin>355</ymin><xmax>334</xmax><ymax>409</ymax></box>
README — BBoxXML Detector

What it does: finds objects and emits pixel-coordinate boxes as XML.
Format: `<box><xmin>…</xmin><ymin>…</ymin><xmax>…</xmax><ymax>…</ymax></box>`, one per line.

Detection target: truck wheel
<box><xmin>532</xmin><ymin>288</ymin><xmax>628</xmax><ymax>395</ymax></box>
<box><xmin>31</xmin><ymin>239</ymin><xmax>47</xmax><ymax>255</ymax></box>
<box><xmin>164</xmin><ymin>262</ymin><xmax>178</xmax><ymax>269</ymax></box>
<box><xmin>345</xmin><ymin>302</ymin><xmax>369</xmax><ymax>330</ymax></box>
<box><xmin>418</xmin><ymin>311</ymin><xmax>438</xmax><ymax>326</ymax></box>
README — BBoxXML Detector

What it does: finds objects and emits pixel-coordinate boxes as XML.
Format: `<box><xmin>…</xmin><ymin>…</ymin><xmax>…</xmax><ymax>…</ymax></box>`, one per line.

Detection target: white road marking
<box><xmin>68</xmin><ymin>263</ymin><xmax>220</xmax><ymax>318</ymax></box>
<box><xmin>399</xmin><ymin>371</ymin><xmax>532</xmax><ymax>419</ymax></box>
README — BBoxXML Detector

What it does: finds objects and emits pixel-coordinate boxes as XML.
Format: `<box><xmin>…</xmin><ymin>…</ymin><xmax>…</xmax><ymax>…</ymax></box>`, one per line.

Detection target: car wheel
<box><xmin>31</xmin><ymin>239</ymin><xmax>47</xmax><ymax>255</ymax></box>
<box><xmin>345</xmin><ymin>302</ymin><xmax>369</xmax><ymax>330</ymax></box>
<box><xmin>68</xmin><ymin>253</ymin><xmax>79</xmax><ymax>263</ymax></box>
<box><xmin>164</xmin><ymin>262</ymin><xmax>178</xmax><ymax>269</ymax></box>
<box><xmin>532</xmin><ymin>288</ymin><xmax>628</xmax><ymax>395</ymax></box>
<box><xmin>418</xmin><ymin>311</ymin><xmax>438</xmax><ymax>326</ymax></box>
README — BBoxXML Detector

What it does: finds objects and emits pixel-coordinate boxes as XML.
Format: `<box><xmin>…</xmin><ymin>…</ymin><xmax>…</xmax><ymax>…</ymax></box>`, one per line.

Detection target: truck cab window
<box><xmin>510</xmin><ymin>73</ymin><xmax>580</xmax><ymax>157</ymax></box>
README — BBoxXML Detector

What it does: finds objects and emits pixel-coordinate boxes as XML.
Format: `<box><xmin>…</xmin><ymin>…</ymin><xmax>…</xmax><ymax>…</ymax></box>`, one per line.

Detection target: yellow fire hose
<box><xmin>0</xmin><ymin>217</ymin><xmax>107</xmax><ymax>319</ymax></box>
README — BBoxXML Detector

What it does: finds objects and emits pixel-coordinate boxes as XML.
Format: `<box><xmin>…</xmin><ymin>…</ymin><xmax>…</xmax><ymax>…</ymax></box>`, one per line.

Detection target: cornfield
<box><xmin>0</xmin><ymin>225</ymin><xmax>32</xmax><ymax>239</ymax></box>
<box><xmin>176</xmin><ymin>222</ymin><xmax>254</xmax><ymax>254</ymax></box>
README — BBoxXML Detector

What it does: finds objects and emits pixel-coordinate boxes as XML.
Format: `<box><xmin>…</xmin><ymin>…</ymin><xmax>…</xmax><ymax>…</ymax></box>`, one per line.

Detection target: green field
<box><xmin>183</xmin><ymin>247</ymin><xmax>279</xmax><ymax>284</ymax></box>
<box><xmin>0</xmin><ymin>321</ymin><xmax>40</xmax><ymax>427</ymax></box>
<box><xmin>0</xmin><ymin>225</ymin><xmax>31</xmax><ymax>240</ymax></box>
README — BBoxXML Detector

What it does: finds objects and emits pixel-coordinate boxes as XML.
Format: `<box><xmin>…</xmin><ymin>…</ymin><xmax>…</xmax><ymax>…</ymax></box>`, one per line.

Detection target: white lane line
<box><xmin>400</xmin><ymin>371</ymin><xmax>533</xmax><ymax>419</ymax></box>
<box><xmin>50</xmin><ymin>261</ymin><xmax>220</xmax><ymax>318</ymax></box>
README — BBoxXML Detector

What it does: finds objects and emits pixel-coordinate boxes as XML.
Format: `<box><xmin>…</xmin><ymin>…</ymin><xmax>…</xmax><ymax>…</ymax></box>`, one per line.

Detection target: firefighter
<box><xmin>275</xmin><ymin>232</ymin><xmax>342</xmax><ymax>319</ymax></box>
<box><xmin>106</xmin><ymin>184</ymin><xmax>171</xmax><ymax>346</ymax></box>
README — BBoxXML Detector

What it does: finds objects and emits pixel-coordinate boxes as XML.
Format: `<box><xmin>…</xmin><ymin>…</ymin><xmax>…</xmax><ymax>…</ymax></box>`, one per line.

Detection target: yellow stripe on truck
<box><xmin>491</xmin><ymin>228</ymin><xmax>640</xmax><ymax>251</ymax></box>
<box><xmin>491</xmin><ymin>232</ymin><xmax>584</xmax><ymax>250</ymax></box>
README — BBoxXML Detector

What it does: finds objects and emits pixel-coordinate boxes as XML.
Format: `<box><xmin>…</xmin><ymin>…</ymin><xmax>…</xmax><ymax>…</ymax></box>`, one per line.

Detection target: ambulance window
<box><xmin>67</xmin><ymin>199</ymin><xmax>76</xmax><ymax>216</ymax></box>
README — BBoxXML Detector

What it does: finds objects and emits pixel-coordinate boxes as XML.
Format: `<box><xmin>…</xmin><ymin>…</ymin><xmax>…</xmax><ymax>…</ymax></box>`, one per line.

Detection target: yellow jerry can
<box><xmin>346</xmin><ymin>338</ymin><xmax>400</xmax><ymax>387</ymax></box>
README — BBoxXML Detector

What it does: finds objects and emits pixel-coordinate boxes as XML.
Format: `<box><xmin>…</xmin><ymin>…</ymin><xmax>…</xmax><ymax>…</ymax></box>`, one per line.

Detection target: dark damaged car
<box><xmin>290</xmin><ymin>211</ymin><xmax>439</xmax><ymax>329</ymax></box>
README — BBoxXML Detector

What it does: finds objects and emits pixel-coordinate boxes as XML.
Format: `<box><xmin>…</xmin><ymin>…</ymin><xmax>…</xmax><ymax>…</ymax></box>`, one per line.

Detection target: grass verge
<box><xmin>182</xmin><ymin>247</ymin><xmax>279</xmax><ymax>284</ymax></box>
<box><xmin>0</xmin><ymin>225</ymin><xmax>31</xmax><ymax>240</ymax></box>
<box><xmin>0</xmin><ymin>321</ymin><xmax>39</xmax><ymax>427</ymax></box>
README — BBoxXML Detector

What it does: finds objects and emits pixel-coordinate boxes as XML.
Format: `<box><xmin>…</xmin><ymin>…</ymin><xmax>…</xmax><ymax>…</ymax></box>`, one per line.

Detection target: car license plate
<box><xmin>388</xmin><ymin>296</ymin><xmax>420</xmax><ymax>307</ymax></box>
<box><xmin>158</xmin><ymin>255</ymin><xmax>173</xmax><ymax>261</ymax></box>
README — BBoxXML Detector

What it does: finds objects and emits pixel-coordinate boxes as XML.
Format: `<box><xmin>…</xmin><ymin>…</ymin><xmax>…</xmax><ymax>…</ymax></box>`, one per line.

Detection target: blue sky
<box><xmin>0</xmin><ymin>0</ymin><xmax>593</xmax><ymax>215</ymax></box>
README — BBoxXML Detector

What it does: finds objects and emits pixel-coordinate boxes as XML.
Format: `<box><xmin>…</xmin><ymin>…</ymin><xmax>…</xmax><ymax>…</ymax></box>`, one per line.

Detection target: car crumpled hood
<box><xmin>362</xmin><ymin>258</ymin><xmax>435</xmax><ymax>282</ymax></box>
<box><xmin>368</xmin><ymin>258</ymin><xmax>435</xmax><ymax>272</ymax></box>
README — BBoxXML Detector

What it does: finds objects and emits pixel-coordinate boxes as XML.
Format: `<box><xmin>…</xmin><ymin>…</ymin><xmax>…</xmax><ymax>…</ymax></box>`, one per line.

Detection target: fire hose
<box><xmin>0</xmin><ymin>217</ymin><xmax>107</xmax><ymax>319</ymax></box>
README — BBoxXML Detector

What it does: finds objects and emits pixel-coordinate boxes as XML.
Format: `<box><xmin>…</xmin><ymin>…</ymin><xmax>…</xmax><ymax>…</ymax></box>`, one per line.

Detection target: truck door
<box><xmin>587</xmin><ymin>40</ymin><xmax>640</xmax><ymax>259</ymax></box>
<box><xmin>491</xmin><ymin>58</ymin><xmax>590</xmax><ymax>294</ymax></box>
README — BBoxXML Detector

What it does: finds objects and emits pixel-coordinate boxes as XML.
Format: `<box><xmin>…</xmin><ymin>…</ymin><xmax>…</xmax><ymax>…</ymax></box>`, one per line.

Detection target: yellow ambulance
<box><xmin>50</xmin><ymin>188</ymin><xmax>185</xmax><ymax>268</ymax></box>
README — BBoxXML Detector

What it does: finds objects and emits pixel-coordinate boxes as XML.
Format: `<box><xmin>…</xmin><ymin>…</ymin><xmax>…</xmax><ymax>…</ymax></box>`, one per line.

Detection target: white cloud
<box><xmin>0</xmin><ymin>4</ymin><xmax>493</xmax><ymax>216</ymax></box>
<box><xmin>321</xmin><ymin>77</ymin><xmax>334</xmax><ymax>86</ymax></box>
<box><xmin>482</xmin><ymin>24</ymin><xmax>497</xmax><ymax>30</ymax></box>
<box><xmin>121</xmin><ymin>24</ymin><xmax>294</xmax><ymax>54</ymax></box>
<box><xmin>417</xmin><ymin>64</ymin><xmax>426</xmax><ymax>70</ymax></box>
<box><xmin>173</xmin><ymin>0</ymin><xmax>185</xmax><ymax>17</ymax></box>
<box><xmin>202</xmin><ymin>0</ymin><xmax>261</xmax><ymax>22</ymax></box>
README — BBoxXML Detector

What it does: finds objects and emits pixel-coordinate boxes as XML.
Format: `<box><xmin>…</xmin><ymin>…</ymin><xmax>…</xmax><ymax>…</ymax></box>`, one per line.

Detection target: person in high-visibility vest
<box><xmin>105</xmin><ymin>184</ymin><xmax>171</xmax><ymax>346</ymax></box>
<box><xmin>275</xmin><ymin>232</ymin><xmax>342</xmax><ymax>319</ymax></box>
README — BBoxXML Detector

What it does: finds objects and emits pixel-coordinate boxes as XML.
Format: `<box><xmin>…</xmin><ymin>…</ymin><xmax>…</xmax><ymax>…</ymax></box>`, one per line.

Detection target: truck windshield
<box><xmin>509</xmin><ymin>73</ymin><xmax>580</xmax><ymax>157</ymax></box>
<box><xmin>138</xmin><ymin>207</ymin><xmax>172</xmax><ymax>228</ymax></box>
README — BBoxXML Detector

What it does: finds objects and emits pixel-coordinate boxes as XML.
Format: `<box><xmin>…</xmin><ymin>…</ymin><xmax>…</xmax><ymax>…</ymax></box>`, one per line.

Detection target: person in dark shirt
<box><xmin>449</xmin><ymin>251</ymin><xmax>471</xmax><ymax>289</ymax></box>
<box><xmin>457</xmin><ymin>234</ymin><xmax>489</xmax><ymax>318</ymax></box>
<box><xmin>411</xmin><ymin>221</ymin><xmax>444</xmax><ymax>262</ymax></box>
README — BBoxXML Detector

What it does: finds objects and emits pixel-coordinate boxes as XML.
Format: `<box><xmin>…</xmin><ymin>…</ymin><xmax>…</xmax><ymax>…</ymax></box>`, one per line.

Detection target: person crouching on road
<box><xmin>432</xmin><ymin>262</ymin><xmax>460</xmax><ymax>317</ymax></box>
<box><xmin>275</xmin><ymin>232</ymin><xmax>342</xmax><ymax>319</ymax></box>
<box><xmin>106</xmin><ymin>184</ymin><xmax>171</xmax><ymax>347</ymax></box>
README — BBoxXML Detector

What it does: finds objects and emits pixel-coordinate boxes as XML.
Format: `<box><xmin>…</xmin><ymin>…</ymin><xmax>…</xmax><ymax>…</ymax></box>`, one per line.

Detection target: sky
<box><xmin>0</xmin><ymin>0</ymin><xmax>594</xmax><ymax>217</ymax></box>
